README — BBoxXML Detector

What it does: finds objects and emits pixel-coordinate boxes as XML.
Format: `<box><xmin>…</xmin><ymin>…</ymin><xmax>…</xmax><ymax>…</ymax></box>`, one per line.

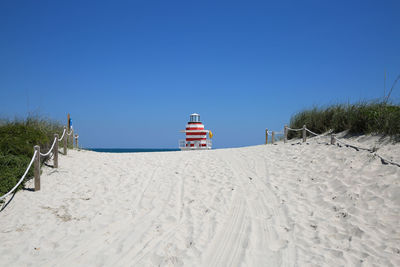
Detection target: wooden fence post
<box><xmin>271</xmin><ymin>131</ymin><xmax>275</xmax><ymax>144</ymax></box>
<box><xmin>63</xmin><ymin>126</ymin><xmax>67</xmax><ymax>155</ymax></box>
<box><xmin>75</xmin><ymin>134</ymin><xmax>79</xmax><ymax>149</ymax></box>
<box><xmin>34</xmin><ymin>145</ymin><xmax>40</xmax><ymax>191</ymax></box>
<box><xmin>67</xmin><ymin>113</ymin><xmax>70</xmax><ymax>131</ymax></box>
<box><xmin>331</xmin><ymin>134</ymin><xmax>336</xmax><ymax>145</ymax></box>
<box><xmin>67</xmin><ymin>130</ymin><xmax>70</xmax><ymax>148</ymax></box>
<box><xmin>71</xmin><ymin>129</ymin><xmax>74</xmax><ymax>149</ymax></box>
<box><xmin>54</xmin><ymin>134</ymin><xmax>59</xmax><ymax>168</ymax></box>
<box><xmin>284</xmin><ymin>125</ymin><xmax>288</xmax><ymax>143</ymax></box>
<box><xmin>303</xmin><ymin>125</ymin><xmax>307</xmax><ymax>143</ymax></box>
<box><xmin>265</xmin><ymin>129</ymin><xmax>268</xmax><ymax>144</ymax></box>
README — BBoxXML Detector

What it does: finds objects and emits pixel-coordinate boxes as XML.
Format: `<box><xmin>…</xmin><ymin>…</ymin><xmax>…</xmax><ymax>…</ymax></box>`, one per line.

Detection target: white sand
<box><xmin>1</xmin><ymin>136</ymin><xmax>399</xmax><ymax>266</ymax></box>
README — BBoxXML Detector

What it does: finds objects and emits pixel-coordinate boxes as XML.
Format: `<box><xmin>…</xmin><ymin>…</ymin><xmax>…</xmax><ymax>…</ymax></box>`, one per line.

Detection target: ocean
<box><xmin>86</xmin><ymin>148</ymin><xmax>180</xmax><ymax>153</ymax></box>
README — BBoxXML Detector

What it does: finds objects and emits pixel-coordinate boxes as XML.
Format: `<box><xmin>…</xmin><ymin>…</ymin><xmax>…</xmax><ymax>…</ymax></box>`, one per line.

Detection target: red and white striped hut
<box><xmin>179</xmin><ymin>113</ymin><xmax>212</xmax><ymax>150</ymax></box>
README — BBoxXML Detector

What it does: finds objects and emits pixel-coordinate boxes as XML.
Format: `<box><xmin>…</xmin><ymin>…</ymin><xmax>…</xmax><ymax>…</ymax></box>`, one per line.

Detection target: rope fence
<box><xmin>265</xmin><ymin>125</ymin><xmax>400</xmax><ymax>168</ymax></box>
<box><xmin>0</xmin><ymin>121</ymin><xmax>80</xmax><ymax>202</ymax></box>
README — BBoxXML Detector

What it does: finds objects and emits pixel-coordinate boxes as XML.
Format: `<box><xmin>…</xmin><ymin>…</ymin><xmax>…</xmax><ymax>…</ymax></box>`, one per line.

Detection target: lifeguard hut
<box><xmin>179</xmin><ymin>113</ymin><xmax>212</xmax><ymax>150</ymax></box>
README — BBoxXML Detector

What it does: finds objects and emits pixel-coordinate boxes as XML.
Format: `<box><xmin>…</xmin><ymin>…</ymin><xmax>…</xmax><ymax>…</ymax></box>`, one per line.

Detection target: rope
<box><xmin>267</xmin><ymin>131</ymin><xmax>284</xmax><ymax>135</ymax></box>
<box><xmin>374</xmin><ymin>153</ymin><xmax>400</xmax><ymax>167</ymax></box>
<box><xmin>39</xmin><ymin>137</ymin><xmax>58</xmax><ymax>157</ymax></box>
<box><xmin>58</xmin><ymin>128</ymin><xmax>66</xmax><ymax>141</ymax></box>
<box><xmin>287</xmin><ymin>127</ymin><xmax>303</xmax><ymax>131</ymax></box>
<box><xmin>334</xmin><ymin>136</ymin><xmax>372</xmax><ymax>152</ymax></box>
<box><xmin>67</xmin><ymin>129</ymin><xmax>73</xmax><ymax>136</ymax></box>
<box><xmin>305</xmin><ymin>128</ymin><xmax>319</xmax><ymax>136</ymax></box>
<box><xmin>333</xmin><ymin>136</ymin><xmax>400</xmax><ymax>167</ymax></box>
<box><xmin>284</xmin><ymin>127</ymin><xmax>400</xmax><ymax>167</ymax></box>
<box><xmin>0</xmin><ymin>151</ymin><xmax>38</xmax><ymax>201</ymax></box>
<box><xmin>306</xmin><ymin>128</ymin><xmax>333</xmax><ymax>138</ymax></box>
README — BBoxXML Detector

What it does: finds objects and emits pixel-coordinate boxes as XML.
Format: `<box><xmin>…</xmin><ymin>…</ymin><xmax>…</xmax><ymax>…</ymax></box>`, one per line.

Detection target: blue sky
<box><xmin>1</xmin><ymin>0</ymin><xmax>399</xmax><ymax>148</ymax></box>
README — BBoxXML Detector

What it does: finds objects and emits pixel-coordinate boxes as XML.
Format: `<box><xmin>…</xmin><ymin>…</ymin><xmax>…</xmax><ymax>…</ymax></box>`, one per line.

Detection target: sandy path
<box><xmin>0</xmin><ymin>140</ymin><xmax>399</xmax><ymax>266</ymax></box>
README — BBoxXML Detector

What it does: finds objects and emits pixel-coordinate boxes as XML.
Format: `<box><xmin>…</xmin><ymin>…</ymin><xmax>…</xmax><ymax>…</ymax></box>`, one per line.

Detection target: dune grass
<box><xmin>0</xmin><ymin>117</ymin><xmax>66</xmax><ymax>199</ymax></box>
<box><xmin>288</xmin><ymin>101</ymin><xmax>400</xmax><ymax>140</ymax></box>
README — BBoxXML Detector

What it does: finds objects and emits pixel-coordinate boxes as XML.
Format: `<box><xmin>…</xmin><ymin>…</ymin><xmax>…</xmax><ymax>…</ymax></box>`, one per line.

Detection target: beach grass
<box><xmin>288</xmin><ymin>100</ymin><xmax>400</xmax><ymax>140</ymax></box>
<box><xmin>0</xmin><ymin>116</ymin><xmax>65</xmax><ymax>198</ymax></box>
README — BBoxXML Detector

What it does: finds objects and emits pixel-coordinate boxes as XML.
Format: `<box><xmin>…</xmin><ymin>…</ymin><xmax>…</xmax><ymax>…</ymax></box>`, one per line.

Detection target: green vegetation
<box><xmin>0</xmin><ymin>117</ymin><xmax>65</xmax><ymax>199</ymax></box>
<box><xmin>288</xmin><ymin>101</ymin><xmax>400</xmax><ymax>140</ymax></box>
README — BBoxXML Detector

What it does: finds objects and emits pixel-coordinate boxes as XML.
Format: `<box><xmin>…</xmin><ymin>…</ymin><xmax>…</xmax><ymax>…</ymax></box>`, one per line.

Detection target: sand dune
<box><xmin>0</xmin><ymin>136</ymin><xmax>399</xmax><ymax>266</ymax></box>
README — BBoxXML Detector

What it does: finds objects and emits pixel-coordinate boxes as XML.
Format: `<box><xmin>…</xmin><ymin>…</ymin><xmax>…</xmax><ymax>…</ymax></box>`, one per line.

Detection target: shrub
<box><xmin>288</xmin><ymin>101</ymin><xmax>400</xmax><ymax>139</ymax></box>
<box><xmin>0</xmin><ymin>116</ymin><xmax>64</xmax><ymax>198</ymax></box>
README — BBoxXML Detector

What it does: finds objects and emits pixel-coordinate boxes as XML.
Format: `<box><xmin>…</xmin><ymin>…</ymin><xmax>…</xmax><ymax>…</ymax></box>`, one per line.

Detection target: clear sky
<box><xmin>1</xmin><ymin>0</ymin><xmax>399</xmax><ymax>148</ymax></box>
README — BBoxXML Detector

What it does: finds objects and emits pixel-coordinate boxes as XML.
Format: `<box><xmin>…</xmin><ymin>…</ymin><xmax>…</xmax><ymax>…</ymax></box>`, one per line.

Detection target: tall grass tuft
<box><xmin>0</xmin><ymin>116</ymin><xmax>65</xmax><ymax>198</ymax></box>
<box><xmin>288</xmin><ymin>101</ymin><xmax>400</xmax><ymax>140</ymax></box>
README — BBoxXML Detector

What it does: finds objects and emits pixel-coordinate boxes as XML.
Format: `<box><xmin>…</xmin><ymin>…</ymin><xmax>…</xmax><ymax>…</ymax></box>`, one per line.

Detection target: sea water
<box><xmin>86</xmin><ymin>148</ymin><xmax>179</xmax><ymax>153</ymax></box>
